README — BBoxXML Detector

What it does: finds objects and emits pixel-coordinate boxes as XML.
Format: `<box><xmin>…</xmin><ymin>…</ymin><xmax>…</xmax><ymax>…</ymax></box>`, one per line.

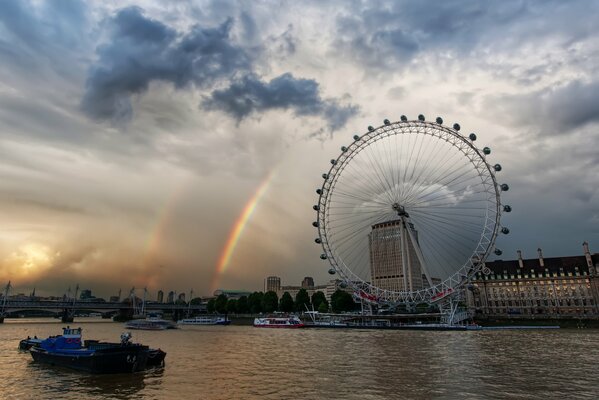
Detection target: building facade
<box><xmin>467</xmin><ymin>242</ymin><xmax>599</xmax><ymax>318</ymax></box>
<box><xmin>265</xmin><ymin>276</ymin><xmax>281</xmax><ymax>293</ymax></box>
<box><xmin>369</xmin><ymin>220</ymin><xmax>425</xmax><ymax>292</ymax></box>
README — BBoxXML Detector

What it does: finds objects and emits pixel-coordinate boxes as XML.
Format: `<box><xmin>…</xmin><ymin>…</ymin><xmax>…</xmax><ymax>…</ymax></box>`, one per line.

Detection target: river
<box><xmin>0</xmin><ymin>319</ymin><xmax>597</xmax><ymax>399</ymax></box>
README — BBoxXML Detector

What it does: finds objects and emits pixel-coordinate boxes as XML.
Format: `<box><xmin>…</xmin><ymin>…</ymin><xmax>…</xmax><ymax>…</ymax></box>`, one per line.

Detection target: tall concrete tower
<box><xmin>369</xmin><ymin>219</ymin><xmax>424</xmax><ymax>292</ymax></box>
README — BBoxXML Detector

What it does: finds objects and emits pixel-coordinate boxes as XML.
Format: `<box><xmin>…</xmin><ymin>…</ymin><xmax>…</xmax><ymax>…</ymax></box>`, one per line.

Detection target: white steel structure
<box><xmin>313</xmin><ymin>115</ymin><xmax>511</xmax><ymax>306</ymax></box>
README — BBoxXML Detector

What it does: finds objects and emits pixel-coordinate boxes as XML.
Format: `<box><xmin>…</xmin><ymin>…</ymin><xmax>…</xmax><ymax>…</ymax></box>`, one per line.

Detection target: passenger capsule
<box><xmin>469</xmin><ymin>133</ymin><xmax>477</xmax><ymax>141</ymax></box>
<box><xmin>322</xmin><ymin>173</ymin><xmax>328</xmax><ymax>179</ymax></box>
<box><xmin>341</xmin><ymin>146</ymin><xmax>347</xmax><ymax>152</ymax></box>
<box><xmin>483</xmin><ymin>147</ymin><xmax>491</xmax><ymax>155</ymax></box>
<box><xmin>313</xmin><ymin>205</ymin><xmax>320</xmax><ymax>211</ymax></box>
<box><xmin>503</xmin><ymin>205</ymin><xmax>512</xmax><ymax>212</ymax></box>
<box><xmin>383</xmin><ymin>119</ymin><xmax>390</xmax><ymax>125</ymax></box>
<box><xmin>494</xmin><ymin>248</ymin><xmax>503</xmax><ymax>256</ymax></box>
<box><xmin>494</xmin><ymin>164</ymin><xmax>502</xmax><ymax>172</ymax></box>
<box><xmin>353</xmin><ymin>135</ymin><xmax>360</xmax><ymax>141</ymax></box>
<box><xmin>500</xmin><ymin>183</ymin><xmax>509</xmax><ymax>191</ymax></box>
<box><xmin>315</xmin><ymin>238</ymin><xmax>322</xmax><ymax>244</ymax></box>
<box><xmin>501</xmin><ymin>227</ymin><xmax>510</xmax><ymax>234</ymax></box>
<box><xmin>312</xmin><ymin>221</ymin><xmax>319</xmax><ymax>227</ymax></box>
<box><xmin>320</xmin><ymin>253</ymin><xmax>328</xmax><ymax>260</ymax></box>
<box><xmin>453</xmin><ymin>123</ymin><xmax>461</xmax><ymax>131</ymax></box>
<box><xmin>330</xmin><ymin>159</ymin><xmax>337</xmax><ymax>165</ymax></box>
<box><xmin>339</xmin><ymin>281</ymin><xmax>348</xmax><ymax>288</ymax></box>
<box><xmin>436</xmin><ymin>117</ymin><xmax>443</xmax><ymax>124</ymax></box>
<box><xmin>368</xmin><ymin>126</ymin><xmax>375</xmax><ymax>132</ymax></box>
<box><xmin>328</xmin><ymin>268</ymin><xmax>336</xmax><ymax>275</ymax></box>
<box><xmin>400</xmin><ymin>115</ymin><xmax>408</xmax><ymax>122</ymax></box>
<box><xmin>316</xmin><ymin>188</ymin><xmax>322</xmax><ymax>195</ymax></box>
<box><xmin>418</xmin><ymin>114</ymin><xmax>425</xmax><ymax>121</ymax></box>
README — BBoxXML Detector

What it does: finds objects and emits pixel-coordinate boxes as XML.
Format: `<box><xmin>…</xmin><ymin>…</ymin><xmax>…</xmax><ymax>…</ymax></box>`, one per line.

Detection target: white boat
<box><xmin>125</xmin><ymin>318</ymin><xmax>177</xmax><ymax>330</ymax></box>
<box><xmin>253</xmin><ymin>315</ymin><xmax>304</xmax><ymax>328</ymax></box>
<box><xmin>177</xmin><ymin>316</ymin><xmax>231</xmax><ymax>326</ymax></box>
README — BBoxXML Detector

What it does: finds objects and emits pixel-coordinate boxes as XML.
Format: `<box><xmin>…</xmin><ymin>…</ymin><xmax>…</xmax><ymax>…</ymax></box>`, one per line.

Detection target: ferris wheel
<box><xmin>313</xmin><ymin>115</ymin><xmax>511</xmax><ymax>305</ymax></box>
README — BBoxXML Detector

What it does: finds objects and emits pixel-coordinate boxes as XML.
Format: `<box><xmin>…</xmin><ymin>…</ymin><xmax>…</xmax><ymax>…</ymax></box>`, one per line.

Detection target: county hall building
<box><xmin>467</xmin><ymin>242</ymin><xmax>599</xmax><ymax>318</ymax></box>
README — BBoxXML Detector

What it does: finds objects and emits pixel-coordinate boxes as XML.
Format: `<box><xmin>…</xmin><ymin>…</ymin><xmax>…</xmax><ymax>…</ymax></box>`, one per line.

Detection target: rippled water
<box><xmin>1</xmin><ymin>319</ymin><xmax>598</xmax><ymax>399</ymax></box>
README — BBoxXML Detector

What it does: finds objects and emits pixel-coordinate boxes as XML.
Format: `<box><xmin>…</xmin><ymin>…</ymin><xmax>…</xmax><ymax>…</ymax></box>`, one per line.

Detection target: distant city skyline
<box><xmin>1</xmin><ymin>1</ymin><xmax>599</xmax><ymax>298</ymax></box>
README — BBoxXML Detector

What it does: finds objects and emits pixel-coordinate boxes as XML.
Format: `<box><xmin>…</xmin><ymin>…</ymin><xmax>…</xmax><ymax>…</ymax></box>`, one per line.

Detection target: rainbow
<box><xmin>210</xmin><ymin>172</ymin><xmax>275</xmax><ymax>292</ymax></box>
<box><xmin>144</xmin><ymin>182</ymin><xmax>187</xmax><ymax>266</ymax></box>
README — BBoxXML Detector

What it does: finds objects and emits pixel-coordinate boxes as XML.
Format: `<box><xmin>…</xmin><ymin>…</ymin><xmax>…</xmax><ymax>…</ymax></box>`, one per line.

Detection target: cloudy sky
<box><xmin>1</xmin><ymin>0</ymin><xmax>598</xmax><ymax>299</ymax></box>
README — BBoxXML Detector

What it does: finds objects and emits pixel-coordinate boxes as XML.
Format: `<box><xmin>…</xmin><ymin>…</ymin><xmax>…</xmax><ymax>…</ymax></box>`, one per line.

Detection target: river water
<box><xmin>0</xmin><ymin>319</ymin><xmax>597</xmax><ymax>399</ymax></box>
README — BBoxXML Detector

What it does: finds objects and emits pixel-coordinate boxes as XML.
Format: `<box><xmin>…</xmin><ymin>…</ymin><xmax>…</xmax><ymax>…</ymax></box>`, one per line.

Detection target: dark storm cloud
<box><xmin>82</xmin><ymin>7</ymin><xmax>252</xmax><ymax>123</ymax></box>
<box><xmin>202</xmin><ymin>73</ymin><xmax>359</xmax><ymax>130</ymax></box>
<box><xmin>487</xmin><ymin>80</ymin><xmax>599</xmax><ymax>134</ymax></box>
<box><xmin>82</xmin><ymin>6</ymin><xmax>355</xmax><ymax>131</ymax></box>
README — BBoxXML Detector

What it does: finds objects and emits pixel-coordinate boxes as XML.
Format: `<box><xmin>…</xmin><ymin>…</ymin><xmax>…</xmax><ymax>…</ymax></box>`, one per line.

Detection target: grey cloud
<box><xmin>0</xmin><ymin>0</ymin><xmax>88</xmax><ymax>76</ymax></box>
<box><xmin>202</xmin><ymin>73</ymin><xmax>359</xmax><ymax>131</ymax></box>
<box><xmin>333</xmin><ymin>0</ymin><xmax>597</xmax><ymax>71</ymax></box>
<box><xmin>82</xmin><ymin>7</ymin><xmax>252</xmax><ymax>123</ymax></box>
<box><xmin>487</xmin><ymin>80</ymin><xmax>599</xmax><ymax>134</ymax></box>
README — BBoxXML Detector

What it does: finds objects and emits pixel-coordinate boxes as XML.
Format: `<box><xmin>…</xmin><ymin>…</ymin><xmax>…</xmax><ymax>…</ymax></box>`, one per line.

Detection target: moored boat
<box><xmin>177</xmin><ymin>315</ymin><xmax>231</xmax><ymax>326</ymax></box>
<box><xmin>253</xmin><ymin>315</ymin><xmax>304</xmax><ymax>328</ymax></box>
<box><xmin>28</xmin><ymin>327</ymin><xmax>166</xmax><ymax>374</ymax></box>
<box><xmin>125</xmin><ymin>318</ymin><xmax>177</xmax><ymax>330</ymax></box>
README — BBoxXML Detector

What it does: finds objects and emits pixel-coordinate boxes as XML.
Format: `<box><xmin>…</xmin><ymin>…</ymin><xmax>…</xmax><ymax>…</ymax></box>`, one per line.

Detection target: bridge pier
<box><xmin>61</xmin><ymin>309</ymin><xmax>74</xmax><ymax>323</ymax></box>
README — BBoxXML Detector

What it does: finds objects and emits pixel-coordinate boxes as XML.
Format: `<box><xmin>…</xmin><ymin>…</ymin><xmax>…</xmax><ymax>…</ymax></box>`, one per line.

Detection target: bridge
<box><xmin>0</xmin><ymin>299</ymin><xmax>207</xmax><ymax>322</ymax></box>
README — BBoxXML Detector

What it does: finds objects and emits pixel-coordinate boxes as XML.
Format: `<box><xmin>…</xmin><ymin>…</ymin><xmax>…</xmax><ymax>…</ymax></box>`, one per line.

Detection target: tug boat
<box><xmin>28</xmin><ymin>327</ymin><xmax>166</xmax><ymax>374</ymax></box>
<box><xmin>253</xmin><ymin>315</ymin><xmax>304</xmax><ymax>328</ymax></box>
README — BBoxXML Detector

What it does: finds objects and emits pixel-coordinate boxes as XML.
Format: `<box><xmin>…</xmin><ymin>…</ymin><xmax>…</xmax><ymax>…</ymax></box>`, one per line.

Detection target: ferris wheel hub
<box><xmin>392</xmin><ymin>203</ymin><xmax>409</xmax><ymax>217</ymax></box>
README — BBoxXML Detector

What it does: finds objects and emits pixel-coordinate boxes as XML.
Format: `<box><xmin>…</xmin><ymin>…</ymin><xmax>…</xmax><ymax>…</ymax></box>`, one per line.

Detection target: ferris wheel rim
<box><xmin>315</xmin><ymin>119</ymin><xmax>504</xmax><ymax>305</ymax></box>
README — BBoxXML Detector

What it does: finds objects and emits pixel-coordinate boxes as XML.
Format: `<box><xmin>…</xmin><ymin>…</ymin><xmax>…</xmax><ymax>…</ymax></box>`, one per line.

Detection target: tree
<box><xmin>207</xmin><ymin>298</ymin><xmax>216</xmax><ymax>313</ymax></box>
<box><xmin>331</xmin><ymin>289</ymin><xmax>357</xmax><ymax>313</ymax></box>
<box><xmin>294</xmin><ymin>288</ymin><xmax>310</xmax><ymax>312</ymax></box>
<box><xmin>226</xmin><ymin>299</ymin><xmax>238</xmax><ymax>314</ymax></box>
<box><xmin>190</xmin><ymin>297</ymin><xmax>203</xmax><ymax>305</ymax></box>
<box><xmin>311</xmin><ymin>291</ymin><xmax>328</xmax><ymax>311</ymax></box>
<box><xmin>280</xmin><ymin>292</ymin><xmax>294</xmax><ymax>313</ymax></box>
<box><xmin>318</xmin><ymin>301</ymin><xmax>329</xmax><ymax>313</ymax></box>
<box><xmin>236</xmin><ymin>296</ymin><xmax>249</xmax><ymax>314</ymax></box>
<box><xmin>262</xmin><ymin>291</ymin><xmax>279</xmax><ymax>313</ymax></box>
<box><xmin>247</xmin><ymin>292</ymin><xmax>264</xmax><ymax>314</ymax></box>
<box><xmin>215</xmin><ymin>293</ymin><xmax>228</xmax><ymax>314</ymax></box>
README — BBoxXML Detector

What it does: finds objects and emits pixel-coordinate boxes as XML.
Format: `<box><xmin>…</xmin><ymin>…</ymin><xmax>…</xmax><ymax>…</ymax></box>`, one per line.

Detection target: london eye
<box><xmin>313</xmin><ymin>115</ymin><xmax>510</xmax><ymax>306</ymax></box>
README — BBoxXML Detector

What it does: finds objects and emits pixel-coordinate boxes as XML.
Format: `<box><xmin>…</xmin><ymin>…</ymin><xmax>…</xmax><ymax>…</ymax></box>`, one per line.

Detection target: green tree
<box><xmin>206</xmin><ymin>298</ymin><xmax>216</xmax><ymax>313</ymax></box>
<box><xmin>311</xmin><ymin>291</ymin><xmax>327</xmax><ymax>311</ymax></box>
<box><xmin>279</xmin><ymin>292</ymin><xmax>294</xmax><ymax>313</ymax></box>
<box><xmin>318</xmin><ymin>301</ymin><xmax>329</xmax><ymax>313</ymax></box>
<box><xmin>190</xmin><ymin>297</ymin><xmax>203</xmax><ymax>305</ymax></box>
<box><xmin>331</xmin><ymin>289</ymin><xmax>357</xmax><ymax>313</ymax></box>
<box><xmin>247</xmin><ymin>292</ymin><xmax>264</xmax><ymax>314</ymax></box>
<box><xmin>262</xmin><ymin>291</ymin><xmax>279</xmax><ymax>313</ymax></box>
<box><xmin>226</xmin><ymin>299</ymin><xmax>238</xmax><ymax>314</ymax></box>
<box><xmin>294</xmin><ymin>288</ymin><xmax>311</xmax><ymax>312</ymax></box>
<box><xmin>236</xmin><ymin>296</ymin><xmax>249</xmax><ymax>314</ymax></box>
<box><xmin>215</xmin><ymin>293</ymin><xmax>228</xmax><ymax>314</ymax></box>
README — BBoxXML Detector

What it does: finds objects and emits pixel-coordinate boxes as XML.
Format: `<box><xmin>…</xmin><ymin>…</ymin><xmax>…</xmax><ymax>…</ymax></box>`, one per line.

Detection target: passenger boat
<box><xmin>253</xmin><ymin>315</ymin><xmax>304</xmax><ymax>328</ymax></box>
<box><xmin>28</xmin><ymin>327</ymin><xmax>166</xmax><ymax>374</ymax></box>
<box><xmin>177</xmin><ymin>315</ymin><xmax>231</xmax><ymax>326</ymax></box>
<box><xmin>125</xmin><ymin>318</ymin><xmax>177</xmax><ymax>330</ymax></box>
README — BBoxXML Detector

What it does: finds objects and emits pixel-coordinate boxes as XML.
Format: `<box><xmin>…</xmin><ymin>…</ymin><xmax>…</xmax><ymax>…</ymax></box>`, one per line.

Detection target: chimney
<box><xmin>517</xmin><ymin>250</ymin><xmax>524</xmax><ymax>269</ymax></box>
<box><xmin>537</xmin><ymin>248</ymin><xmax>545</xmax><ymax>267</ymax></box>
<box><xmin>583</xmin><ymin>241</ymin><xmax>595</xmax><ymax>274</ymax></box>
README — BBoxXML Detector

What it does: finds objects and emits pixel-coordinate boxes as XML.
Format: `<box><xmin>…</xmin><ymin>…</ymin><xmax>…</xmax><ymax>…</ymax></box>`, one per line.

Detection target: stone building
<box><xmin>467</xmin><ymin>242</ymin><xmax>599</xmax><ymax>318</ymax></box>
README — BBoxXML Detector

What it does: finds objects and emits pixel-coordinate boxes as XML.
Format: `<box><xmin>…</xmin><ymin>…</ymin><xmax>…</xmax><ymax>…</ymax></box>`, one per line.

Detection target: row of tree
<box><xmin>206</xmin><ymin>288</ymin><xmax>359</xmax><ymax>314</ymax></box>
